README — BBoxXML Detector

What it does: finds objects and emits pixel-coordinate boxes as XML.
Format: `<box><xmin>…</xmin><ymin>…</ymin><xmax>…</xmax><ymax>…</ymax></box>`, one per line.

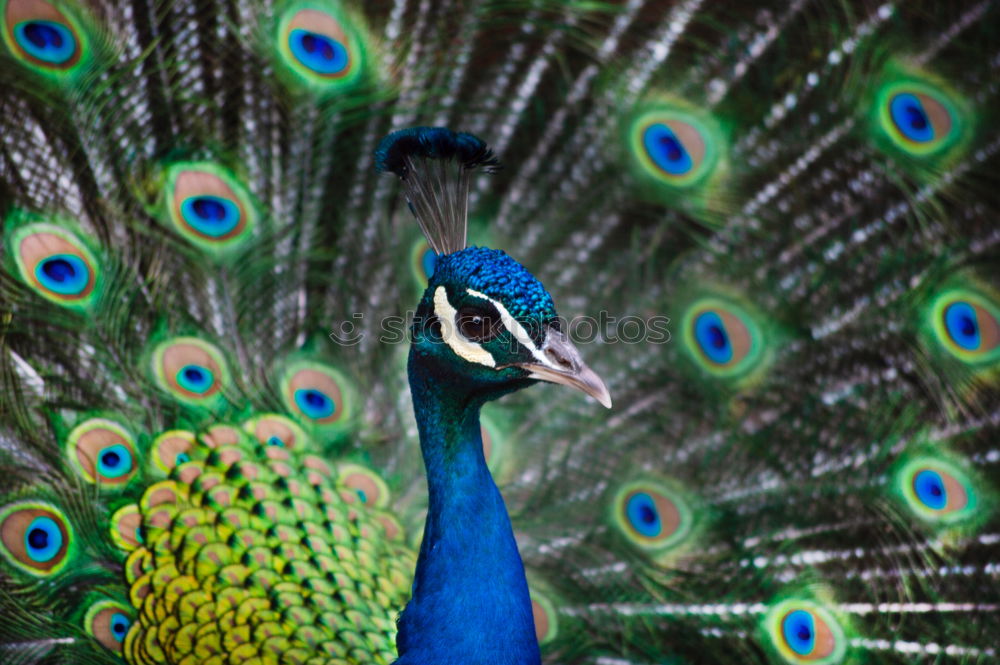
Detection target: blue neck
<box><xmin>394</xmin><ymin>352</ymin><xmax>540</xmax><ymax>665</ymax></box>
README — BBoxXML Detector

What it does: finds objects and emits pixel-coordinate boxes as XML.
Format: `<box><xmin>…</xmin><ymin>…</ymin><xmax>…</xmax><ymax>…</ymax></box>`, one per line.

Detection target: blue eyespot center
<box><xmin>289</xmin><ymin>29</ymin><xmax>348</xmax><ymax>75</ymax></box>
<box><xmin>694</xmin><ymin>311</ymin><xmax>733</xmax><ymax>364</ymax></box>
<box><xmin>179</xmin><ymin>195</ymin><xmax>240</xmax><ymax>238</ymax></box>
<box><xmin>782</xmin><ymin>609</ymin><xmax>816</xmax><ymax>656</ymax></box>
<box><xmin>625</xmin><ymin>492</ymin><xmax>661</xmax><ymax>538</ymax></box>
<box><xmin>97</xmin><ymin>443</ymin><xmax>133</xmax><ymax>479</ymax></box>
<box><xmin>35</xmin><ymin>254</ymin><xmax>89</xmax><ymax>295</ymax></box>
<box><xmin>294</xmin><ymin>388</ymin><xmax>335</xmax><ymax>419</ymax></box>
<box><xmin>356</xmin><ymin>489</ymin><xmax>368</xmax><ymax>503</ymax></box>
<box><xmin>14</xmin><ymin>20</ymin><xmax>77</xmax><ymax>65</ymax></box>
<box><xmin>267</xmin><ymin>436</ymin><xmax>285</xmax><ymax>447</ymax></box>
<box><xmin>914</xmin><ymin>469</ymin><xmax>947</xmax><ymax>510</ymax></box>
<box><xmin>890</xmin><ymin>93</ymin><xmax>934</xmax><ymax>143</ymax></box>
<box><xmin>24</xmin><ymin>516</ymin><xmax>62</xmax><ymax>562</ymax></box>
<box><xmin>944</xmin><ymin>301</ymin><xmax>980</xmax><ymax>351</ymax></box>
<box><xmin>176</xmin><ymin>364</ymin><xmax>214</xmax><ymax>394</ymax></box>
<box><xmin>174</xmin><ymin>452</ymin><xmax>191</xmax><ymax>466</ymax></box>
<box><xmin>642</xmin><ymin>124</ymin><xmax>693</xmax><ymax>176</ymax></box>
<box><xmin>109</xmin><ymin>612</ymin><xmax>130</xmax><ymax>641</ymax></box>
<box><xmin>193</xmin><ymin>198</ymin><xmax>224</xmax><ymax>220</ymax></box>
<box><xmin>42</xmin><ymin>257</ymin><xmax>75</xmax><ymax>281</ymax></box>
<box><xmin>26</xmin><ymin>21</ymin><xmax>63</xmax><ymax>48</ymax></box>
<box><xmin>27</xmin><ymin>528</ymin><xmax>48</xmax><ymax>549</ymax></box>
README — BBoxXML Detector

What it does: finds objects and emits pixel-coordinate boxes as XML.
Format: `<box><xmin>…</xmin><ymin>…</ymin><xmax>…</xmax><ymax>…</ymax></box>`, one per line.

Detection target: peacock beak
<box><xmin>515</xmin><ymin>327</ymin><xmax>612</xmax><ymax>409</ymax></box>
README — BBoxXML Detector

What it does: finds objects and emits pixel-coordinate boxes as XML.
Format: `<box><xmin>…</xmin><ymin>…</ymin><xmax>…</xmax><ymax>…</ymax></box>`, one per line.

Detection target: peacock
<box><xmin>1</xmin><ymin>0</ymin><xmax>999</xmax><ymax>662</ymax></box>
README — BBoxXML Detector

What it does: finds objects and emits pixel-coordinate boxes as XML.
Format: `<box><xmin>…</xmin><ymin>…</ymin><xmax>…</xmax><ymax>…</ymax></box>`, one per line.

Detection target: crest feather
<box><xmin>375</xmin><ymin>127</ymin><xmax>500</xmax><ymax>255</ymax></box>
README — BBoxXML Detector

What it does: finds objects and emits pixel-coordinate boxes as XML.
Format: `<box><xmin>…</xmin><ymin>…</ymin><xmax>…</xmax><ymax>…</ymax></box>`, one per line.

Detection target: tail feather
<box><xmin>2</xmin><ymin>0</ymin><xmax>1000</xmax><ymax>662</ymax></box>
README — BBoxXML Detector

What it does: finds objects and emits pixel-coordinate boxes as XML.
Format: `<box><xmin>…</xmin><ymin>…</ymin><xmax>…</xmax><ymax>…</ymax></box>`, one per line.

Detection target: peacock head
<box><xmin>410</xmin><ymin>245</ymin><xmax>611</xmax><ymax>407</ymax></box>
<box><xmin>376</xmin><ymin>126</ymin><xmax>610</xmax><ymax>408</ymax></box>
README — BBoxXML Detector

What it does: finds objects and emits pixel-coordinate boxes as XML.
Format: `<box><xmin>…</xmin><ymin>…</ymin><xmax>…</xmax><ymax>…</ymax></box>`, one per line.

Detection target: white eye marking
<box><xmin>465</xmin><ymin>288</ymin><xmax>560</xmax><ymax>370</ymax></box>
<box><xmin>433</xmin><ymin>287</ymin><xmax>496</xmax><ymax>367</ymax></box>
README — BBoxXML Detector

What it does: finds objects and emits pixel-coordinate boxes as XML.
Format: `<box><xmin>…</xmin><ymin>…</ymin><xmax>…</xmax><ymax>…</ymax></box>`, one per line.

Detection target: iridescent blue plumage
<box><xmin>398</xmin><ymin>248</ymin><xmax>556</xmax><ymax>664</ymax></box>
<box><xmin>425</xmin><ymin>247</ymin><xmax>557</xmax><ymax>327</ymax></box>
<box><xmin>396</xmin><ymin>214</ymin><xmax>608</xmax><ymax>664</ymax></box>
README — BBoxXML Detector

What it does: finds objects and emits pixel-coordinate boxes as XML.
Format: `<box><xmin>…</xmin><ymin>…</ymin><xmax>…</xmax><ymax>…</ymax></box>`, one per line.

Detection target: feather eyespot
<box><xmin>889</xmin><ymin>92</ymin><xmax>948</xmax><ymax>144</ymax></box>
<box><xmin>0</xmin><ymin>502</ymin><xmax>73</xmax><ymax>575</ymax></box>
<box><xmin>625</xmin><ymin>491</ymin><xmax>670</xmax><ymax>538</ymax></box>
<box><xmin>913</xmin><ymin>469</ymin><xmax>951</xmax><ymax>510</ymax></box>
<box><xmin>611</xmin><ymin>480</ymin><xmax>692</xmax><ymax>555</ymax></box>
<box><xmin>66</xmin><ymin>418</ymin><xmax>138</xmax><ymax>486</ymax></box>
<box><xmin>84</xmin><ymin>600</ymin><xmax>133</xmax><ymax>651</ymax></box>
<box><xmin>780</xmin><ymin>609</ymin><xmax>836</xmax><ymax>660</ymax></box>
<box><xmin>897</xmin><ymin>457</ymin><xmax>976</xmax><ymax>524</ymax></box>
<box><xmin>180</xmin><ymin>196</ymin><xmax>240</xmax><ymax>237</ymax></box>
<box><xmin>682</xmin><ymin>298</ymin><xmax>763</xmax><ymax>378</ymax></box>
<box><xmin>151</xmin><ymin>430</ymin><xmax>196</xmax><ymax>474</ymax></box>
<box><xmin>9</xmin><ymin>221</ymin><xmax>100</xmax><ymax>308</ymax></box>
<box><xmin>296</xmin><ymin>387</ymin><xmax>335</xmax><ymax>419</ymax></box>
<box><xmin>178</xmin><ymin>365</ymin><xmax>214</xmax><ymax>394</ymax></box>
<box><xmin>280</xmin><ymin>361</ymin><xmax>351</xmax><ymax>427</ymax></box>
<box><xmin>35</xmin><ymin>253</ymin><xmax>87</xmax><ymax>294</ymax></box>
<box><xmin>15</xmin><ymin>19</ymin><xmax>75</xmax><ymax>63</ymax></box>
<box><xmin>643</xmin><ymin>122</ymin><xmax>701</xmax><ymax>177</ymax></box>
<box><xmin>244</xmin><ymin>414</ymin><xmax>309</xmax><ymax>451</ymax></box>
<box><xmin>109</xmin><ymin>504</ymin><xmax>142</xmax><ymax>551</ymax></box>
<box><xmin>2</xmin><ymin>0</ymin><xmax>86</xmax><ymax>73</ymax></box>
<box><xmin>628</xmin><ymin>107</ymin><xmax>722</xmax><ymax>188</ymax></box>
<box><xmin>162</xmin><ymin>162</ymin><xmax>256</xmax><ymax>251</ymax></box>
<box><xmin>151</xmin><ymin>337</ymin><xmax>230</xmax><ymax>405</ymax></box>
<box><xmin>881</xmin><ymin>86</ymin><xmax>956</xmax><ymax>154</ymax></box>
<box><xmin>288</xmin><ymin>21</ymin><xmax>348</xmax><ymax>76</ymax></box>
<box><xmin>874</xmin><ymin>76</ymin><xmax>965</xmax><ymax>158</ymax></box>
<box><xmin>694</xmin><ymin>310</ymin><xmax>744</xmax><ymax>365</ymax></box>
<box><xmin>928</xmin><ymin>289</ymin><xmax>1000</xmax><ymax>366</ymax></box>
<box><xmin>275</xmin><ymin>4</ymin><xmax>364</xmax><ymax>90</ymax></box>
<box><xmin>337</xmin><ymin>464</ymin><xmax>389</xmax><ymax>507</ymax></box>
<box><xmin>765</xmin><ymin>600</ymin><xmax>846</xmax><ymax>664</ymax></box>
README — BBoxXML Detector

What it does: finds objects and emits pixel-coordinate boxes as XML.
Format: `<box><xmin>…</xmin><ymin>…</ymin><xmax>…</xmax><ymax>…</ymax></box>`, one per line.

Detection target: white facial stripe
<box><xmin>433</xmin><ymin>287</ymin><xmax>496</xmax><ymax>367</ymax></box>
<box><xmin>465</xmin><ymin>288</ymin><xmax>559</xmax><ymax>369</ymax></box>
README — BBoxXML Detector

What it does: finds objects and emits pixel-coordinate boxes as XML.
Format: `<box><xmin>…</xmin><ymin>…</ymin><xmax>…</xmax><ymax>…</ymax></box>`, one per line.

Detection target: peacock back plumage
<box><xmin>1</xmin><ymin>0</ymin><xmax>999</xmax><ymax>663</ymax></box>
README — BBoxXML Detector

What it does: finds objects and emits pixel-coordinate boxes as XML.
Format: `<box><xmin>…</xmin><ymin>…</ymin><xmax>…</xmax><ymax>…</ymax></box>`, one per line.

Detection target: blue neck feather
<box><xmin>394</xmin><ymin>351</ymin><xmax>541</xmax><ymax>665</ymax></box>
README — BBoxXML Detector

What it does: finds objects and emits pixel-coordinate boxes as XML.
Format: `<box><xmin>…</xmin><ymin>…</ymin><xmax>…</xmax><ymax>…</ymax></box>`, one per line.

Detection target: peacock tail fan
<box><xmin>1</xmin><ymin>0</ymin><xmax>999</xmax><ymax>663</ymax></box>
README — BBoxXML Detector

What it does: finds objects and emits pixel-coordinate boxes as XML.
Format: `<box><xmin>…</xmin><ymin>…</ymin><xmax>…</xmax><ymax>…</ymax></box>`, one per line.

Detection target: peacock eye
<box><xmin>896</xmin><ymin>456</ymin><xmax>977</xmax><ymax>524</ymax></box>
<box><xmin>763</xmin><ymin>599</ymin><xmax>847</xmax><ymax>665</ymax></box>
<box><xmin>0</xmin><ymin>503</ymin><xmax>73</xmax><ymax>575</ymax></box>
<box><xmin>927</xmin><ymin>288</ymin><xmax>1000</xmax><ymax>365</ymax></box>
<box><xmin>85</xmin><ymin>600</ymin><xmax>134</xmax><ymax>651</ymax></box>
<box><xmin>11</xmin><ymin>221</ymin><xmax>100</xmax><ymax>309</ymax></box>
<box><xmin>456</xmin><ymin>306</ymin><xmax>501</xmax><ymax>343</ymax></box>
<box><xmin>66</xmin><ymin>419</ymin><xmax>138</xmax><ymax>487</ymax></box>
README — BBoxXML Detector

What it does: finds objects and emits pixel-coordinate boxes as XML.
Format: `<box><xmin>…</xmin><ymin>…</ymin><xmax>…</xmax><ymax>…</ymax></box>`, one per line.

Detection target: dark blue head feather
<box><xmin>431</xmin><ymin>246</ymin><xmax>557</xmax><ymax>322</ymax></box>
<box><xmin>375</xmin><ymin>127</ymin><xmax>501</xmax><ymax>176</ymax></box>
